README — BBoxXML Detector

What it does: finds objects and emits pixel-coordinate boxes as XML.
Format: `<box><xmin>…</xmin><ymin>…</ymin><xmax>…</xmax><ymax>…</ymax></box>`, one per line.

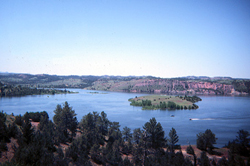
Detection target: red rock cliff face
<box><xmin>90</xmin><ymin>78</ymin><xmax>245</xmax><ymax>95</ymax></box>
<box><xmin>186</xmin><ymin>81</ymin><xmax>235</xmax><ymax>95</ymax></box>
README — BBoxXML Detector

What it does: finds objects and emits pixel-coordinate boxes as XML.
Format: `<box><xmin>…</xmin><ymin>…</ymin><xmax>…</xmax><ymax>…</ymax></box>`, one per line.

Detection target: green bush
<box><xmin>168</xmin><ymin>101</ymin><xmax>176</xmax><ymax>109</ymax></box>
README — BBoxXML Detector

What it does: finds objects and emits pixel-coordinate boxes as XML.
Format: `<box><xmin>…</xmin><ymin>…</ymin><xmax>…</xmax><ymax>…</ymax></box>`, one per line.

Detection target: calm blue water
<box><xmin>0</xmin><ymin>89</ymin><xmax>249</xmax><ymax>147</ymax></box>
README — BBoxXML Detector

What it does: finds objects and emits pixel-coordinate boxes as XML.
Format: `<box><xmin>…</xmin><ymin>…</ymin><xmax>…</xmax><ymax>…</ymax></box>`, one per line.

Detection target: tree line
<box><xmin>0</xmin><ymin>83</ymin><xmax>72</xmax><ymax>97</ymax></box>
<box><xmin>0</xmin><ymin>102</ymin><xmax>249</xmax><ymax>166</ymax></box>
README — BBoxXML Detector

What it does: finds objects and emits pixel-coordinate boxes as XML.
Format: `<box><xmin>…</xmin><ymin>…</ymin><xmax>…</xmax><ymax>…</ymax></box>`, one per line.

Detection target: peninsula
<box><xmin>0</xmin><ymin>83</ymin><xmax>77</xmax><ymax>97</ymax></box>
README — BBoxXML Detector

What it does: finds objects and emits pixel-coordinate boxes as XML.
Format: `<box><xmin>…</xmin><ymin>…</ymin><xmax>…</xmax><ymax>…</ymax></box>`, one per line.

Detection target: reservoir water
<box><xmin>0</xmin><ymin>89</ymin><xmax>249</xmax><ymax>147</ymax></box>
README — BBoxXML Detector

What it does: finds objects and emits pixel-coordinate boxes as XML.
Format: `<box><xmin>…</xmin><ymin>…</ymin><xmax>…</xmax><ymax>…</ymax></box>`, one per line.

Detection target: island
<box><xmin>128</xmin><ymin>95</ymin><xmax>201</xmax><ymax>110</ymax></box>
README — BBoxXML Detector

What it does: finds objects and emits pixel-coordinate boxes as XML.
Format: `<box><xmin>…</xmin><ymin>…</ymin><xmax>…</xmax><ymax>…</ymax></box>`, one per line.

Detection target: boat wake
<box><xmin>189</xmin><ymin>117</ymin><xmax>250</xmax><ymax>121</ymax></box>
<box><xmin>190</xmin><ymin>118</ymin><xmax>216</xmax><ymax>121</ymax></box>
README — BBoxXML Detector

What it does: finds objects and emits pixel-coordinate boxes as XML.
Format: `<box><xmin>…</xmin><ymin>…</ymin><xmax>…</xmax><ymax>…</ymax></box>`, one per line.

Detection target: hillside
<box><xmin>1</xmin><ymin>73</ymin><xmax>250</xmax><ymax>95</ymax></box>
<box><xmin>87</xmin><ymin>77</ymin><xmax>250</xmax><ymax>95</ymax></box>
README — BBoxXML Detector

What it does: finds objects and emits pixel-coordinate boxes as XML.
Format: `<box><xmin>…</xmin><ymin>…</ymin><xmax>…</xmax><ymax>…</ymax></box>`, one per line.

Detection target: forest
<box><xmin>0</xmin><ymin>83</ymin><xmax>74</xmax><ymax>97</ymax></box>
<box><xmin>0</xmin><ymin>102</ymin><xmax>249</xmax><ymax>166</ymax></box>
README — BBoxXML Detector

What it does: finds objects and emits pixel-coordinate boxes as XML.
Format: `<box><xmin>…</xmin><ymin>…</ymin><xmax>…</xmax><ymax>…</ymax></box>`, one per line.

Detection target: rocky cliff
<box><xmin>88</xmin><ymin>78</ymin><xmax>250</xmax><ymax>95</ymax></box>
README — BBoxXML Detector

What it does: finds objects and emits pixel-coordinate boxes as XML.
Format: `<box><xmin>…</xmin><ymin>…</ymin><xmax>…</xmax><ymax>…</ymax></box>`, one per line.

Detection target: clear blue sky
<box><xmin>1</xmin><ymin>0</ymin><xmax>250</xmax><ymax>78</ymax></box>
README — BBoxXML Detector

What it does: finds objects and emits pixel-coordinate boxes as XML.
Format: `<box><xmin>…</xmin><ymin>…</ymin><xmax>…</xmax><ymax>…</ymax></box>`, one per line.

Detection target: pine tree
<box><xmin>143</xmin><ymin>117</ymin><xmax>165</xmax><ymax>150</ymax></box>
<box><xmin>66</xmin><ymin>135</ymin><xmax>90</xmax><ymax>165</ymax></box>
<box><xmin>168</xmin><ymin>127</ymin><xmax>179</xmax><ymax>153</ymax></box>
<box><xmin>133</xmin><ymin>128</ymin><xmax>142</xmax><ymax>145</ymax></box>
<box><xmin>186</xmin><ymin>144</ymin><xmax>197</xmax><ymax>166</ymax></box>
<box><xmin>197</xmin><ymin>129</ymin><xmax>217</xmax><ymax>153</ymax></box>
<box><xmin>21</xmin><ymin>116</ymin><xmax>34</xmax><ymax>145</ymax></box>
<box><xmin>122</xmin><ymin>126</ymin><xmax>132</xmax><ymax>142</ymax></box>
<box><xmin>0</xmin><ymin>111</ymin><xmax>9</xmax><ymax>157</ymax></box>
<box><xmin>199</xmin><ymin>151</ymin><xmax>210</xmax><ymax>166</ymax></box>
<box><xmin>53</xmin><ymin>102</ymin><xmax>78</xmax><ymax>143</ymax></box>
<box><xmin>80</xmin><ymin>112</ymin><xmax>105</xmax><ymax>148</ymax></box>
<box><xmin>97</xmin><ymin>111</ymin><xmax>109</xmax><ymax>136</ymax></box>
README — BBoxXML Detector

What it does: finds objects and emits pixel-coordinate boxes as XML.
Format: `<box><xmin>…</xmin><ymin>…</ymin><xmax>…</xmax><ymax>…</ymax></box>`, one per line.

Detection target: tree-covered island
<box><xmin>129</xmin><ymin>95</ymin><xmax>202</xmax><ymax>110</ymax></box>
<box><xmin>0</xmin><ymin>82</ymin><xmax>77</xmax><ymax>97</ymax></box>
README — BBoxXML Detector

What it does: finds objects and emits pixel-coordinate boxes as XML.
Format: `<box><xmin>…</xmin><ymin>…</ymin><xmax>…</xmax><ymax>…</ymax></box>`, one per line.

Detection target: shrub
<box><xmin>167</xmin><ymin>101</ymin><xmax>176</xmax><ymax>109</ymax></box>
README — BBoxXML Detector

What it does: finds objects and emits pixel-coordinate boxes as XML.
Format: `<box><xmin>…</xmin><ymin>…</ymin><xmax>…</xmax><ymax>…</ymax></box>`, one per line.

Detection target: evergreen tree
<box><xmin>168</xmin><ymin>127</ymin><xmax>179</xmax><ymax>153</ymax></box>
<box><xmin>53</xmin><ymin>104</ymin><xmax>63</xmax><ymax>126</ymax></box>
<box><xmin>132</xmin><ymin>144</ymin><xmax>144</xmax><ymax>166</ymax></box>
<box><xmin>122</xmin><ymin>126</ymin><xmax>132</xmax><ymax>142</ymax></box>
<box><xmin>14</xmin><ymin>131</ymin><xmax>55</xmax><ymax>166</ymax></box>
<box><xmin>108</xmin><ymin>121</ymin><xmax>122</xmax><ymax>145</ymax></box>
<box><xmin>0</xmin><ymin>111</ymin><xmax>9</xmax><ymax>157</ymax></box>
<box><xmin>14</xmin><ymin>114</ymin><xmax>23</xmax><ymax>126</ymax></box>
<box><xmin>186</xmin><ymin>144</ymin><xmax>197</xmax><ymax>166</ymax></box>
<box><xmin>90</xmin><ymin>144</ymin><xmax>103</xmax><ymax>165</ymax></box>
<box><xmin>198</xmin><ymin>151</ymin><xmax>210</xmax><ymax>166</ymax></box>
<box><xmin>53</xmin><ymin>102</ymin><xmax>78</xmax><ymax>143</ymax></box>
<box><xmin>235</xmin><ymin>129</ymin><xmax>250</xmax><ymax>156</ymax></box>
<box><xmin>66</xmin><ymin>135</ymin><xmax>91</xmax><ymax>165</ymax></box>
<box><xmin>143</xmin><ymin>117</ymin><xmax>165</xmax><ymax>150</ymax></box>
<box><xmin>38</xmin><ymin>111</ymin><xmax>49</xmax><ymax>131</ymax></box>
<box><xmin>80</xmin><ymin>112</ymin><xmax>105</xmax><ymax>148</ymax></box>
<box><xmin>228</xmin><ymin>150</ymin><xmax>246</xmax><ymax>166</ymax></box>
<box><xmin>197</xmin><ymin>129</ymin><xmax>217</xmax><ymax>153</ymax></box>
<box><xmin>226</xmin><ymin>129</ymin><xmax>250</xmax><ymax>157</ymax></box>
<box><xmin>7</xmin><ymin>123</ymin><xmax>18</xmax><ymax>139</ymax></box>
<box><xmin>122</xmin><ymin>138</ymin><xmax>133</xmax><ymax>155</ymax></box>
<box><xmin>21</xmin><ymin>116</ymin><xmax>34</xmax><ymax>145</ymax></box>
<box><xmin>54</xmin><ymin>147</ymin><xmax>68</xmax><ymax>166</ymax></box>
<box><xmin>97</xmin><ymin>111</ymin><xmax>109</xmax><ymax>136</ymax></box>
<box><xmin>103</xmin><ymin>140</ymin><xmax>123</xmax><ymax>165</ymax></box>
<box><xmin>102</xmin><ymin>121</ymin><xmax>123</xmax><ymax>165</ymax></box>
<box><xmin>133</xmin><ymin>128</ymin><xmax>142</xmax><ymax>145</ymax></box>
<box><xmin>173</xmin><ymin>151</ymin><xmax>185</xmax><ymax>166</ymax></box>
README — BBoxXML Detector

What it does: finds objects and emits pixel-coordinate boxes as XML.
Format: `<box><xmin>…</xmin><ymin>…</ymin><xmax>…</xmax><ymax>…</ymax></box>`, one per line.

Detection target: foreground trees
<box><xmin>53</xmin><ymin>102</ymin><xmax>78</xmax><ymax>143</ymax></box>
<box><xmin>143</xmin><ymin>117</ymin><xmax>165</xmax><ymax>150</ymax></box>
<box><xmin>168</xmin><ymin>127</ymin><xmax>179</xmax><ymax>153</ymax></box>
<box><xmin>197</xmin><ymin>129</ymin><xmax>217</xmax><ymax>153</ymax></box>
<box><xmin>225</xmin><ymin>129</ymin><xmax>250</xmax><ymax>163</ymax></box>
<box><xmin>1</xmin><ymin>102</ymin><xmax>249</xmax><ymax>165</ymax></box>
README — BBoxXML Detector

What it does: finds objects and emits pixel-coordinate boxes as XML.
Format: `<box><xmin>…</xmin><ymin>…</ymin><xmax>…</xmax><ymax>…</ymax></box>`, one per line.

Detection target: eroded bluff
<box><xmin>88</xmin><ymin>79</ymin><xmax>249</xmax><ymax>95</ymax></box>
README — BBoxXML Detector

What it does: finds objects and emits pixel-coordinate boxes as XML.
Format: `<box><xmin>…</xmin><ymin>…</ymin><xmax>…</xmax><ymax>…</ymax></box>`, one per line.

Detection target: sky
<box><xmin>1</xmin><ymin>0</ymin><xmax>250</xmax><ymax>78</ymax></box>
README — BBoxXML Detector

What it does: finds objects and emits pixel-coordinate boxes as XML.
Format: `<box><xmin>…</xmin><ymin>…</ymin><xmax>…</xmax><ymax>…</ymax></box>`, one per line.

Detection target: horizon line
<box><xmin>1</xmin><ymin>71</ymin><xmax>250</xmax><ymax>80</ymax></box>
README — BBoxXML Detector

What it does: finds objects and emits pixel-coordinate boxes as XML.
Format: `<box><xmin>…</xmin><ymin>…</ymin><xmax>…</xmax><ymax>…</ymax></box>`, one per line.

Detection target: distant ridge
<box><xmin>0</xmin><ymin>72</ymin><xmax>249</xmax><ymax>95</ymax></box>
<box><xmin>177</xmin><ymin>76</ymin><xmax>234</xmax><ymax>80</ymax></box>
<box><xmin>1</xmin><ymin>72</ymin><xmax>249</xmax><ymax>79</ymax></box>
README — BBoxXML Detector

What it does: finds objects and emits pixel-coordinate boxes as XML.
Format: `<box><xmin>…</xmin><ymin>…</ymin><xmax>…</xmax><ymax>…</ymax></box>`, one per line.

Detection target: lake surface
<box><xmin>1</xmin><ymin>89</ymin><xmax>250</xmax><ymax>147</ymax></box>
